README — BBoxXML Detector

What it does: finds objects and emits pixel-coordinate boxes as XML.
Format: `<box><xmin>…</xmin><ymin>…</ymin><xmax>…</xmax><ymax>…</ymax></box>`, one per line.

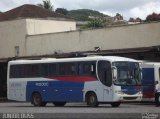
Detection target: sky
<box><xmin>0</xmin><ymin>0</ymin><xmax>160</xmax><ymax>20</ymax></box>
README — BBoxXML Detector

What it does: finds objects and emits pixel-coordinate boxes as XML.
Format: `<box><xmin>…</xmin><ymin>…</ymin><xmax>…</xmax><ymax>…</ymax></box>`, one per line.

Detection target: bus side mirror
<box><xmin>91</xmin><ymin>65</ymin><xmax>94</xmax><ymax>72</ymax></box>
<box><xmin>112</xmin><ymin>66</ymin><xmax>117</xmax><ymax>81</ymax></box>
<box><xmin>140</xmin><ymin>68</ymin><xmax>143</xmax><ymax>80</ymax></box>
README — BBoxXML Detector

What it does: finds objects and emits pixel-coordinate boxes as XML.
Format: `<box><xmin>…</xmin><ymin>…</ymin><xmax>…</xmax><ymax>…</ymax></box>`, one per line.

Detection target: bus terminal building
<box><xmin>0</xmin><ymin>4</ymin><xmax>160</xmax><ymax>98</ymax></box>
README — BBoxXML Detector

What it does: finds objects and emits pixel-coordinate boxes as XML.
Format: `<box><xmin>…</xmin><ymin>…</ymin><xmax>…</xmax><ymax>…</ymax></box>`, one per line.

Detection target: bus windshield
<box><xmin>112</xmin><ymin>62</ymin><xmax>141</xmax><ymax>86</ymax></box>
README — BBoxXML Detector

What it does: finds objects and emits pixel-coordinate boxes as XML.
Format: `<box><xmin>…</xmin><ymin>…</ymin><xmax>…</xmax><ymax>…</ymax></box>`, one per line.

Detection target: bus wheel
<box><xmin>155</xmin><ymin>93</ymin><xmax>160</xmax><ymax>106</ymax></box>
<box><xmin>53</xmin><ymin>102</ymin><xmax>66</xmax><ymax>107</ymax></box>
<box><xmin>31</xmin><ymin>93</ymin><xmax>47</xmax><ymax>107</ymax></box>
<box><xmin>86</xmin><ymin>92</ymin><xmax>99</xmax><ymax>107</ymax></box>
<box><xmin>111</xmin><ymin>102</ymin><xmax>121</xmax><ymax>107</ymax></box>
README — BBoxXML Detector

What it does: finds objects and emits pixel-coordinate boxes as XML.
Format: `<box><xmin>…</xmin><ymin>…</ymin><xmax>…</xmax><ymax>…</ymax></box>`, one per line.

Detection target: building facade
<box><xmin>0</xmin><ymin>18</ymin><xmax>76</xmax><ymax>59</ymax></box>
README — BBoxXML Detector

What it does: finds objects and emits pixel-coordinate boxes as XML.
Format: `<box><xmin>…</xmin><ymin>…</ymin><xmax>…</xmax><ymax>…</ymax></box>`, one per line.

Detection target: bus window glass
<box><xmin>31</xmin><ymin>64</ymin><xmax>40</xmax><ymax>77</ymax></box>
<box><xmin>78</xmin><ymin>62</ymin><xmax>96</xmax><ymax>76</ymax></box>
<box><xmin>112</xmin><ymin>62</ymin><xmax>141</xmax><ymax>85</ymax></box>
<box><xmin>59</xmin><ymin>63</ymin><xmax>76</xmax><ymax>76</ymax></box>
<box><xmin>10</xmin><ymin>64</ymin><xmax>41</xmax><ymax>78</ymax></box>
<box><xmin>10</xmin><ymin>65</ymin><xmax>19</xmax><ymax>78</ymax></box>
<box><xmin>40</xmin><ymin>63</ymin><xmax>57</xmax><ymax>77</ymax></box>
<box><xmin>48</xmin><ymin>64</ymin><xmax>57</xmax><ymax>76</ymax></box>
<box><xmin>41</xmin><ymin>64</ymin><xmax>49</xmax><ymax>77</ymax></box>
<box><xmin>23</xmin><ymin>64</ymin><xmax>40</xmax><ymax>78</ymax></box>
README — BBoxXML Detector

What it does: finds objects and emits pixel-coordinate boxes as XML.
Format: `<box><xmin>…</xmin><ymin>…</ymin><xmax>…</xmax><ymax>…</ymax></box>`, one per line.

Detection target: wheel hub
<box><xmin>89</xmin><ymin>96</ymin><xmax>95</xmax><ymax>103</ymax></box>
<box><xmin>34</xmin><ymin>95</ymin><xmax>40</xmax><ymax>105</ymax></box>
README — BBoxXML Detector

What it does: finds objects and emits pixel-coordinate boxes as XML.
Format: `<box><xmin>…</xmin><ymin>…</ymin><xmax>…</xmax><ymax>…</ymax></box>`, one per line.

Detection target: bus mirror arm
<box><xmin>112</xmin><ymin>66</ymin><xmax>118</xmax><ymax>81</ymax></box>
<box><xmin>112</xmin><ymin>79</ymin><xmax>116</xmax><ymax>83</ymax></box>
<box><xmin>139</xmin><ymin>68</ymin><xmax>142</xmax><ymax>80</ymax></box>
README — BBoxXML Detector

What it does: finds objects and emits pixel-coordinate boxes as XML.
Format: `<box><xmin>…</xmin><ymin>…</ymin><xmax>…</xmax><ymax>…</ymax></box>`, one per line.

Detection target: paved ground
<box><xmin>0</xmin><ymin>102</ymin><xmax>160</xmax><ymax>119</ymax></box>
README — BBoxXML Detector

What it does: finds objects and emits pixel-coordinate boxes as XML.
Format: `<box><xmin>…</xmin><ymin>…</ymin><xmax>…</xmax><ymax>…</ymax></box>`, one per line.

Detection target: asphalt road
<box><xmin>0</xmin><ymin>102</ymin><xmax>160</xmax><ymax>119</ymax></box>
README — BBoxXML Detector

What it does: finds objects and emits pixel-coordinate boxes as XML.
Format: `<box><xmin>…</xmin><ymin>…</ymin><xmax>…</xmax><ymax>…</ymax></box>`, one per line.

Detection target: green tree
<box><xmin>37</xmin><ymin>0</ymin><xmax>53</xmax><ymax>11</ymax></box>
<box><xmin>67</xmin><ymin>9</ymin><xmax>109</xmax><ymax>21</ymax></box>
<box><xmin>80</xmin><ymin>19</ymin><xmax>106</xmax><ymax>29</ymax></box>
<box><xmin>55</xmin><ymin>8</ymin><xmax>68</xmax><ymax>15</ymax></box>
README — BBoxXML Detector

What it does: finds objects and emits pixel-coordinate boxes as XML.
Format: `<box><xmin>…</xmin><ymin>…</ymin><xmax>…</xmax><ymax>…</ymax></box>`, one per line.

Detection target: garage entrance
<box><xmin>0</xmin><ymin>62</ymin><xmax>7</xmax><ymax>97</ymax></box>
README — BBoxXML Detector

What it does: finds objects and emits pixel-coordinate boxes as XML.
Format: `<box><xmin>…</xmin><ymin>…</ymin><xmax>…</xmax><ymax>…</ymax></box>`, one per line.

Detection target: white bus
<box><xmin>140</xmin><ymin>62</ymin><xmax>160</xmax><ymax>106</ymax></box>
<box><xmin>7</xmin><ymin>56</ymin><xmax>142</xmax><ymax>107</ymax></box>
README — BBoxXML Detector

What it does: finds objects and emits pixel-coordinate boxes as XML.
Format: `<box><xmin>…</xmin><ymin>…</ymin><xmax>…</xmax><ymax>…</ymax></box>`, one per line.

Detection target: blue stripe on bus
<box><xmin>121</xmin><ymin>85</ymin><xmax>141</xmax><ymax>95</ymax></box>
<box><xmin>142</xmin><ymin>68</ymin><xmax>155</xmax><ymax>92</ymax></box>
<box><xmin>26</xmin><ymin>81</ymin><xmax>84</xmax><ymax>102</ymax></box>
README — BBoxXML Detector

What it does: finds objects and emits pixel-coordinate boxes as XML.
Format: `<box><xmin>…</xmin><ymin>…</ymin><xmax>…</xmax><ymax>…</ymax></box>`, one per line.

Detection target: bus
<box><xmin>140</xmin><ymin>62</ymin><xmax>160</xmax><ymax>106</ymax></box>
<box><xmin>7</xmin><ymin>56</ymin><xmax>142</xmax><ymax>107</ymax></box>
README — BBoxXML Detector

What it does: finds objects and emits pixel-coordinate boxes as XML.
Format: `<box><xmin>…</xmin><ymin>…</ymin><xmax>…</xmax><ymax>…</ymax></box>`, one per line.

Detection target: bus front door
<box><xmin>97</xmin><ymin>60</ymin><xmax>113</xmax><ymax>102</ymax></box>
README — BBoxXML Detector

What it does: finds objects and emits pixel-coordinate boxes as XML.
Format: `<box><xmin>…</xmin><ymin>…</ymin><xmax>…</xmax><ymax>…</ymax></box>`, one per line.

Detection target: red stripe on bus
<box><xmin>143</xmin><ymin>92</ymin><xmax>155</xmax><ymax>98</ymax></box>
<box><xmin>135</xmin><ymin>85</ymin><xmax>142</xmax><ymax>89</ymax></box>
<box><xmin>48</xmin><ymin>76</ymin><xmax>97</xmax><ymax>82</ymax></box>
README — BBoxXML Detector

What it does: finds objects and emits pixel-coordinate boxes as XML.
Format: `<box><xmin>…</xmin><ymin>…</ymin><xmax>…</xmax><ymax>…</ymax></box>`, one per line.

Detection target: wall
<box><xmin>26</xmin><ymin>22</ymin><xmax>160</xmax><ymax>57</ymax></box>
<box><xmin>0</xmin><ymin>18</ymin><xmax>76</xmax><ymax>59</ymax></box>
<box><xmin>26</xmin><ymin>19</ymin><xmax>76</xmax><ymax>35</ymax></box>
<box><xmin>0</xmin><ymin>19</ymin><xmax>27</xmax><ymax>58</ymax></box>
<box><xmin>0</xmin><ymin>20</ymin><xmax>160</xmax><ymax>59</ymax></box>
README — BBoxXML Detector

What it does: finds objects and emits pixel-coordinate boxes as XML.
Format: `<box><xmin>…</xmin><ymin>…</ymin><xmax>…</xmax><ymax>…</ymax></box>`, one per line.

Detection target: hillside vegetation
<box><xmin>67</xmin><ymin>9</ymin><xmax>110</xmax><ymax>21</ymax></box>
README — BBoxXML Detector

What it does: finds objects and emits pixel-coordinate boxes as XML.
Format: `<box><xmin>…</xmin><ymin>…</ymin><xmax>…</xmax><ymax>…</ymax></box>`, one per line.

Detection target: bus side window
<box><xmin>97</xmin><ymin>61</ymin><xmax>112</xmax><ymax>87</ymax></box>
<box><xmin>10</xmin><ymin>65</ymin><xmax>27</xmax><ymax>78</ymax></box>
<box><xmin>40</xmin><ymin>63</ymin><xmax>57</xmax><ymax>77</ymax></box>
<box><xmin>41</xmin><ymin>64</ymin><xmax>49</xmax><ymax>77</ymax></box>
<box><xmin>10</xmin><ymin>65</ymin><xmax>18</xmax><ymax>78</ymax></box>
<box><xmin>31</xmin><ymin>64</ymin><xmax>40</xmax><ymax>77</ymax></box>
<box><xmin>78</xmin><ymin>62</ymin><xmax>96</xmax><ymax>76</ymax></box>
<box><xmin>48</xmin><ymin>64</ymin><xmax>57</xmax><ymax>76</ymax></box>
<box><xmin>58</xmin><ymin>63</ymin><xmax>76</xmax><ymax>76</ymax></box>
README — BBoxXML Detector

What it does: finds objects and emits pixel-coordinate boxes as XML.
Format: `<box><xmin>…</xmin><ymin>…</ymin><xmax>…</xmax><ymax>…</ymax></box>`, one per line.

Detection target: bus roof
<box><xmin>141</xmin><ymin>62</ymin><xmax>160</xmax><ymax>66</ymax></box>
<box><xmin>8</xmin><ymin>56</ymin><xmax>137</xmax><ymax>65</ymax></box>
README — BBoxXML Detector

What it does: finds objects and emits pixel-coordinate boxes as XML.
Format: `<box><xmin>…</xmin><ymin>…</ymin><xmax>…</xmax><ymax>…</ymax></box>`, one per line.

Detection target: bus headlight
<box><xmin>115</xmin><ymin>90</ymin><xmax>124</xmax><ymax>95</ymax></box>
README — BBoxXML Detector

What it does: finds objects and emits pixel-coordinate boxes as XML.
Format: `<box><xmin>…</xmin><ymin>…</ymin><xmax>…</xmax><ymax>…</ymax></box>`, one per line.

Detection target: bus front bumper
<box><xmin>113</xmin><ymin>92</ymin><xmax>143</xmax><ymax>102</ymax></box>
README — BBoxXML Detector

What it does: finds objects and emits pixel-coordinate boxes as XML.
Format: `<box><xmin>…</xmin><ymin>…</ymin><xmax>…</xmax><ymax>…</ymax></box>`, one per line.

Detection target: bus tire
<box><xmin>53</xmin><ymin>102</ymin><xmax>66</xmax><ymax>107</ymax></box>
<box><xmin>86</xmin><ymin>92</ymin><xmax>99</xmax><ymax>107</ymax></box>
<box><xmin>31</xmin><ymin>92</ymin><xmax>47</xmax><ymax>107</ymax></box>
<box><xmin>155</xmin><ymin>93</ymin><xmax>160</xmax><ymax>106</ymax></box>
<box><xmin>111</xmin><ymin>102</ymin><xmax>121</xmax><ymax>107</ymax></box>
